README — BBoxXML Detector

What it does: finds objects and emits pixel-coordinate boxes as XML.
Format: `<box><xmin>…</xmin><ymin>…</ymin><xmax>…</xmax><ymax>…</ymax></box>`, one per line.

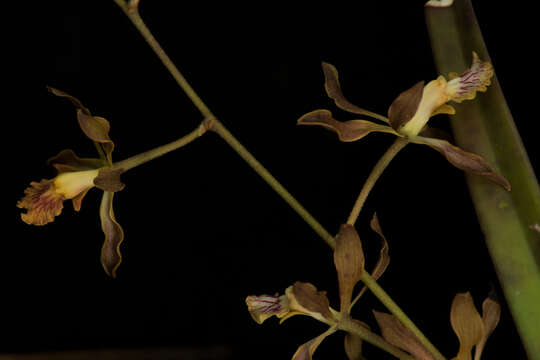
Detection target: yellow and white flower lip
<box><xmin>245</xmin><ymin>294</ymin><xmax>289</xmax><ymax>324</ymax></box>
<box><xmin>53</xmin><ymin>169</ymin><xmax>100</xmax><ymax>199</ymax></box>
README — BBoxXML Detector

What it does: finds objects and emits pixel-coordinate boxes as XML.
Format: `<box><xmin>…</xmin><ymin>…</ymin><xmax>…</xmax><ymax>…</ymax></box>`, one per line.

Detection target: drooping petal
<box><xmin>373</xmin><ymin>311</ymin><xmax>435</xmax><ymax>360</ymax></box>
<box><xmin>334</xmin><ymin>224</ymin><xmax>365</xmax><ymax>312</ymax></box>
<box><xmin>48</xmin><ymin>149</ymin><xmax>106</xmax><ymax>173</ymax></box>
<box><xmin>344</xmin><ymin>320</ymin><xmax>370</xmax><ymax>360</ymax></box>
<box><xmin>17</xmin><ymin>179</ymin><xmax>64</xmax><ymax>225</ymax></box>
<box><xmin>321</xmin><ymin>62</ymin><xmax>389</xmax><ymax>123</ymax></box>
<box><xmin>47</xmin><ymin>86</ymin><xmax>90</xmax><ymax>114</ymax></box>
<box><xmin>409</xmin><ymin>135</ymin><xmax>511</xmax><ymax>191</ymax></box>
<box><xmin>245</xmin><ymin>294</ymin><xmax>289</xmax><ymax>324</ymax></box>
<box><xmin>473</xmin><ymin>296</ymin><xmax>501</xmax><ymax>360</ymax></box>
<box><xmin>450</xmin><ymin>292</ymin><xmax>485</xmax><ymax>360</ymax></box>
<box><xmin>292</xmin><ymin>326</ymin><xmax>337</xmax><ymax>360</ymax></box>
<box><xmin>298</xmin><ymin>110</ymin><xmax>398</xmax><ymax>142</ymax></box>
<box><xmin>446</xmin><ymin>52</ymin><xmax>493</xmax><ymax>103</ymax></box>
<box><xmin>99</xmin><ymin>191</ymin><xmax>124</xmax><ymax>278</ymax></box>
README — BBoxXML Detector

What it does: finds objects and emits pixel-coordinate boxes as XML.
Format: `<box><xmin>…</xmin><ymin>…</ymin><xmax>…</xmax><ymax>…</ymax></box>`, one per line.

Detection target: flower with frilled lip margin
<box><xmin>298</xmin><ymin>52</ymin><xmax>510</xmax><ymax>191</ymax></box>
<box><xmin>245</xmin><ymin>218</ymin><xmax>390</xmax><ymax>359</ymax></box>
<box><xmin>17</xmin><ymin>87</ymin><xmax>125</xmax><ymax>277</ymax></box>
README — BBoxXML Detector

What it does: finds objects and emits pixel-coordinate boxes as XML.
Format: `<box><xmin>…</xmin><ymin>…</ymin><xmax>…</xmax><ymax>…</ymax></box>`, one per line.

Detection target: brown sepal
<box><xmin>388</xmin><ymin>81</ymin><xmax>425</xmax><ymax>131</ymax></box>
<box><xmin>99</xmin><ymin>191</ymin><xmax>124</xmax><ymax>278</ymax></box>
<box><xmin>322</xmin><ymin>62</ymin><xmax>374</xmax><ymax>117</ymax></box>
<box><xmin>47</xmin><ymin>86</ymin><xmax>90</xmax><ymax>115</ymax></box>
<box><xmin>298</xmin><ymin>110</ymin><xmax>397</xmax><ymax>142</ymax></box>
<box><xmin>334</xmin><ymin>224</ymin><xmax>365</xmax><ymax>311</ymax></box>
<box><xmin>373</xmin><ymin>311</ymin><xmax>435</xmax><ymax>360</ymax></box>
<box><xmin>94</xmin><ymin>168</ymin><xmax>125</xmax><ymax>192</ymax></box>
<box><xmin>292</xmin><ymin>282</ymin><xmax>332</xmax><ymax>320</ymax></box>
<box><xmin>409</xmin><ymin>136</ymin><xmax>511</xmax><ymax>191</ymax></box>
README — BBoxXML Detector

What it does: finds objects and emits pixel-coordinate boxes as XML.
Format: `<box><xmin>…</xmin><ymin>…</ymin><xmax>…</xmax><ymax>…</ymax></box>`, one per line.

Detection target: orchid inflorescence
<box><xmin>245</xmin><ymin>53</ymin><xmax>505</xmax><ymax>359</ymax></box>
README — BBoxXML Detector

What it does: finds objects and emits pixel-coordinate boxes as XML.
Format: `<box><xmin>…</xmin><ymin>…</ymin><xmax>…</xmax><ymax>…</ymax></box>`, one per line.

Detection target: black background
<box><xmin>7</xmin><ymin>1</ymin><xmax>536</xmax><ymax>359</ymax></box>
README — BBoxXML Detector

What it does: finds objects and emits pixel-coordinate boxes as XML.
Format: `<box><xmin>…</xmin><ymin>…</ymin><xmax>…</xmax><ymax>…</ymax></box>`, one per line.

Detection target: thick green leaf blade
<box><xmin>425</xmin><ymin>1</ymin><xmax>540</xmax><ymax>358</ymax></box>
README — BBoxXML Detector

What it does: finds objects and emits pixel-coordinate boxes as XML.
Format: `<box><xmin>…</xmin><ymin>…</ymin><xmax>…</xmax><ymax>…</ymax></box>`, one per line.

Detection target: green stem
<box><xmin>347</xmin><ymin>137</ymin><xmax>408</xmax><ymax>225</ymax></box>
<box><xmin>210</xmin><ymin>119</ymin><xmax>336</xmax><ymax>248</ymax></box>
<box><xmin>338</xmin><ymin>318</ymin><xmax>415</xmax><ymax>360</ymax></box>
<box><xmin>113</xmin><ymin>0</ymin><xmax>213</xmax><ymax>119</ymax></box>
<box><xmin>360</xmin><ymin>272</ymin><xmax>446</xmax><ymax>360</ymax></box>
<box><xmin>112</xmin><ymin>3</ymin><xmax>443</xmax><ymax>358</ymax></box>
<box><xmin>114</xmin><ymin>124</ymin><xmax>205</xmax><ymax>171</ymax></box>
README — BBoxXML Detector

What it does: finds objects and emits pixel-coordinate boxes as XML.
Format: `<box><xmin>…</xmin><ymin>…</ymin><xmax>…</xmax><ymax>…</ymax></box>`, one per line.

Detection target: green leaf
<box><xmin>425</xmin><ymin>1</ymin><xmax>540</xmax><ymax>358</ymax></box>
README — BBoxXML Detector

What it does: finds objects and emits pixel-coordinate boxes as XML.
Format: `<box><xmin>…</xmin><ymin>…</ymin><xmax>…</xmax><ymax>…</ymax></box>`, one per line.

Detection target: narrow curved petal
<box><xmin>292</xmin><ymin>327</ymin><xmax>337</xmax><ymax>360</ymax></box>
<box><xmin>47</xmin><ymin>86</ymin><xmax>90</xmax><ymax>114</ymax></box>
<box><xmin>373</xmin><ymin>311</ymin><xmax>435</xmax><ymax>360</ymax></box>
<box><xmin>298</xmin><ymin>109</ymin><xmax>398</xmax><ymax>142</ymax></box>
<box><xmin>369</xmin><ymin>213</ymin><xmax>390</xmax><ymax>281</ymax></box>
<box><xmin>450</xmin><ymin>292</ymin><xmax>485</xmax><ymax>360</ymax></box>
<box><xmin>321</xmin><ymin>62</ymin><xmax>389</xmax><ymax>123</ymax></box>
<box><xmin>100</xmin><ymin>191</ymin><xmax>124</xmax><ymax>278</ymax></box>
<box><xmin>446</xmin><ymin>52</ymin><xmax>493</xmax><ymax>103</ymax></box>
<box><xmin>409</xmin><ymin>135</ymin><xmax>511</xmax><ymax>191</ymax></box>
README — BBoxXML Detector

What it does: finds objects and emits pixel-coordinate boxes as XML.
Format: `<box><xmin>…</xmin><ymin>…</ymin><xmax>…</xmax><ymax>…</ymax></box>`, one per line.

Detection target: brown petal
<box><xmin>292</xmin><ymin>327</ymin><xmax>336</xmax><ymax>360</ymax></box>
<box><xmin>100</xmin><ymin>191</ymin><xmax>124</xmax><ymax>278</ymax></box>
<box><xmin>94</xmin><ymin>168</ymin><xmax>125</xmax><ymax>192</ymax></box>
<box><xmin>369</xmin><ymin>213</ymin><xmax>390</xmax><ymax>281</ymax></box>
<box><xmin>77</xmin><ymin>112</ymin><xmax>115</xmax><ymax>164</ymax></box>
<box><xmin>344</xmin><ymin>320</ymin><xmax>370</xmax><ymax>360</ymax></box>
<box><xmin>351</xmin><ymin>214</ymin><xmax>390</xmax><ymax>305</ymax></box>
<box><xmin>388</xmin><ymin>81</ymin><xmax>425</xmax><ymax>131</ymax></box>
<box><xmin>298</xmin><ymin>110</ymin><xmax>397</xmax><ymax>142</ymax></box>
<box><xmin>47</xmin><ymin>86</ymin><xmax>90</xmax><ymax>115</ymax></box>
<box><xmin>373</xmin><ymin>311</ymin><xmax>435</xmax><ymax>360</ymax></box>
<box><xmin>334</xmin><ymin>224</ymin><xmax>365</xmax><ymax>311</ymax></box>
<box><xmin>474</xmin><ymin>296</ymin><xmax>501</xmax><ymax>360</ymax></box>
<box><xmin>48</xmin><ymin>149</ymin><xmax>106</xmax><ymax>173</ymax></box>
<box><xmin>290</xmin><ymin>282</ymin><xmax>333</xmax><ymax>321</ymax></box>
<box><xmin>321</xmin><ymin>62</ymin><xmax>388</xmax><ymax>122</ymax></box>
<box><xmin>48</xmin><ymin>87</ymin><xmax>115</xmax><ymax>164</ymax></box>
<box><xmin>450</xmin><ymin>292</ymin><xmax>484</xmax><ymax>360</ymax></box>
<box><xmin>409</xmin><ymin>135</ymin><xmax>511</xmax><ymax>191</ymax></box>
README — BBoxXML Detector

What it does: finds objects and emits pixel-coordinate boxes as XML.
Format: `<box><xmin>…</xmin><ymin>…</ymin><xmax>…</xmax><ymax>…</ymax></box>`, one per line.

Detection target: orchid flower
<box><xmin>298</xmin><ymin>52</ymin><xmax>510</xmax><ymax>191</ymax></box>
<box><xmin>246</xmin><ymin>216</ymin><xmax>391</xmax><ymax>359</ymax></box>
<box><xmin>17</xmin><ymin>87</ymin><xmax>125</xmax><ymax>277</ymax></box>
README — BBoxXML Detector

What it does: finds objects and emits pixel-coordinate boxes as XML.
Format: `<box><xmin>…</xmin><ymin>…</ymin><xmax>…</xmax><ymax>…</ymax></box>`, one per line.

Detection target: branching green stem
<box><xmin>347</xmin><ymin>137</ymin><xmax>408</xmax><ymax>225</ymax></box>
<box><xmin>113</xmin><ymin>123</ymin><xmax>206</xmax><ymax>171</ymax></box>
<box><xmin>112</xmin><ymin>1</ymin><xmax>444</xmax><ymax>359</ymax></box>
